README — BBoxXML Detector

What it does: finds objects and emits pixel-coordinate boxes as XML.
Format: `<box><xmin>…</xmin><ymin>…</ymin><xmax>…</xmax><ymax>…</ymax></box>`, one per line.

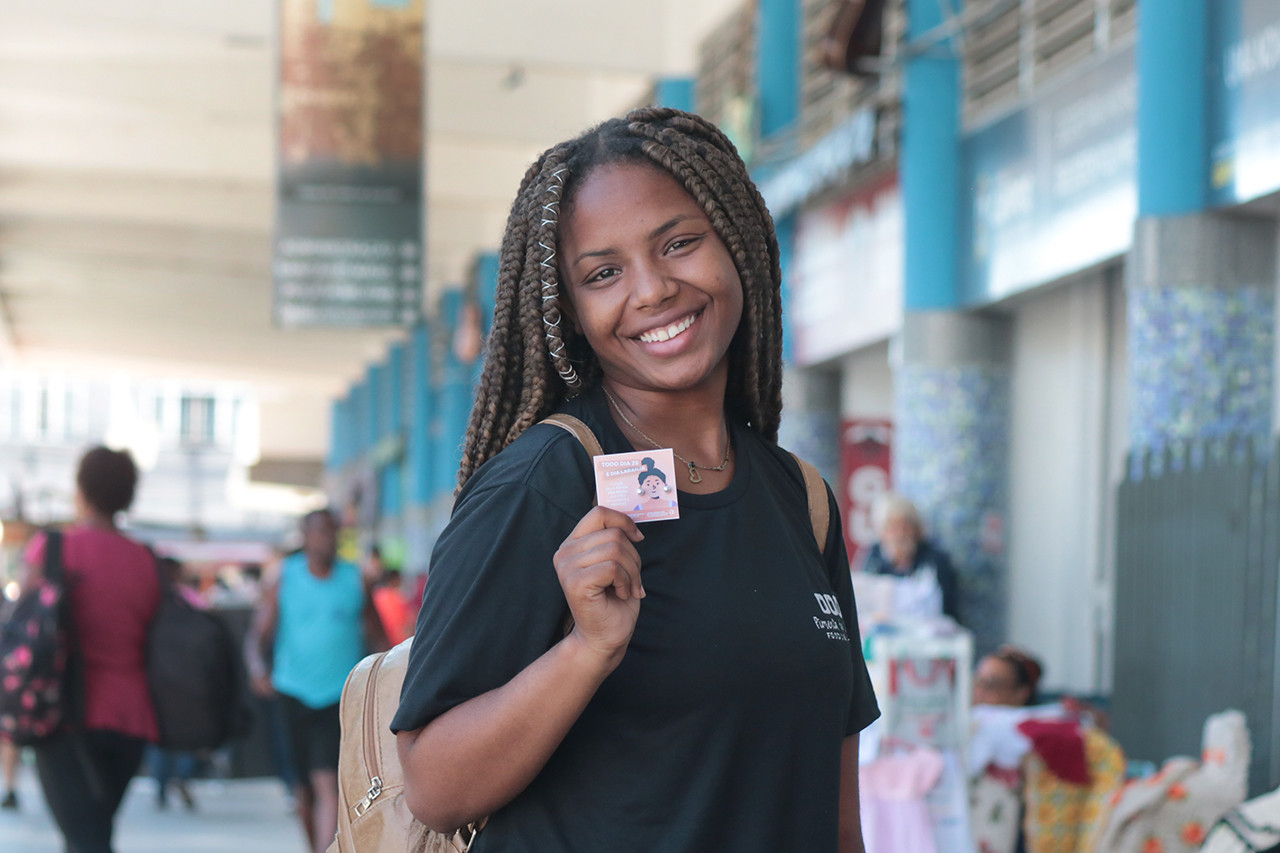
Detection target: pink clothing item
<box><xmin>860</xmin><ymin>748</ymin><xmax>945</xmax><ymax>853</ymax></box>
<box><xmin>26</xmin><ymin>527</ymin><xmax>160</xmax><ymax>741</ymax></box>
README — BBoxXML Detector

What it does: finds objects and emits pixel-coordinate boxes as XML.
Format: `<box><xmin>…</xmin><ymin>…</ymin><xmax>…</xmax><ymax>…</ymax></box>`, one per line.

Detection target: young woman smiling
<box><xmin>393</xmin><ymin>108</ymin><xmax>880</xmax><ymax>853</ymax></box>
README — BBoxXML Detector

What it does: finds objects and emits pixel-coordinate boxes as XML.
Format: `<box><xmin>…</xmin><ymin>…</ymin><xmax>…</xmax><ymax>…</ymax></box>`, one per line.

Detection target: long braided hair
<box><xmin>457</xmin><ymin>107</ymin><xmax>784</xmax><ymax>489</ymax></box>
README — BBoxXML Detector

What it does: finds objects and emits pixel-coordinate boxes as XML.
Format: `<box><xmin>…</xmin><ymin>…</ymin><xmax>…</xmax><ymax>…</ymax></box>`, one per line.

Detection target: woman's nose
<box><xmin>631</xmin><ymin>261</ymin><xmax>679</xmax><ymax>307</ymax></box>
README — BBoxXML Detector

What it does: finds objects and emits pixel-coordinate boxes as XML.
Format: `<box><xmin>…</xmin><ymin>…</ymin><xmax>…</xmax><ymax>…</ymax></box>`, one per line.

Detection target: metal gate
<box><xmin>1113</xmin><ymin>437</ymin><xmax>1280</xmax><ymax>795</ymax></box>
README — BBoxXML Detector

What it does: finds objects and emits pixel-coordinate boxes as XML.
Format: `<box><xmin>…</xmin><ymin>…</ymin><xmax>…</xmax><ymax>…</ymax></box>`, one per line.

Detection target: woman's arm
<box><xmin>396</xmin><ymin>506</ymin><xmax>645</xmax><ymax>832</ymax></box>
<box><xmin>838</xmin><ymin>734</ymin><xmax>866</xmax><ymax>853</ymax></box>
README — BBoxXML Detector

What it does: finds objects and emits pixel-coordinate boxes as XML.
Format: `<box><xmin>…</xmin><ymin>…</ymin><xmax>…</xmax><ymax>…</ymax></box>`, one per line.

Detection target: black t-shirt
<box><xmin>393</xmin><ymin>388</ymin><xmax>880</xmax><ymax>852</ymax></box>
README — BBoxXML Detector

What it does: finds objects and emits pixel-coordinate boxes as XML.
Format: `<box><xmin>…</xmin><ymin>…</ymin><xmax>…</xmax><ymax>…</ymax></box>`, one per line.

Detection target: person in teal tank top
<box><xmin>245</xmin><ymin>509</ymin><xmax>388</xmax><ymax>853</ymax></box>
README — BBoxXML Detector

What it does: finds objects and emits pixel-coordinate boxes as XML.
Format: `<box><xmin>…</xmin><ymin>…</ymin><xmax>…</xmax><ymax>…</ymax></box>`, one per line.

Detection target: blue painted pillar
<box><xmin>1127</xmin><ymin>0</ymin><xmax>1274</xmax><ymax>453</ymax></box>
<box><xmin>365</xmin><ymin>364</ymin><xmax>382</xmax><ymax>455</ymax></box>
<box><xmin>903</xmin><ymin>0</ymin><xmax>961</xmax><ymax>311</ymax></box>
<box><xmin>473</xmin><ymin>252</ymin><xmax>499</xmax><ymax>385</ymax></box>
<box><xmin>328</xmin><ymin>395</ymin><xmax>345</xmax><ymax>471</ymax></box>
<box><xmin>351</xmin><ymin>379</ymin><xmax>370</xmax><ymax>459</ymax></box>
<box><xmin>378</xmin><ymin>344</ymin><xmax>405</xmax><ymax>521</ymax></box>
<box><xmin>1137</xmin><ymin>0</ymin><xmax>1208</xmax><ymax>217</ymax></box>
<box><xmin>433</xmin><ymin>290</ymin><xmax>473</xmax><ymax>500</ymax></box>
<box><xmin>897</xmin><ymin>0</ymin><xmax>1010</xmax><ymax>655</ymax></box>
<box><xmin>655</xmin><ymin>77</ymin><xmax>695</xmax><ymax>113</ymax></box>
<box><xmin>406</xmin><ymin>324</ymin><xmax>434</xmax><ymax>507</ymax></box>
<box><xmin>757</xmin><ymin>0</ymin><xmax>800</xmax><ymax>139</ymax></box>
<box><xmin>403</xmin><ymin>324</ymin><xmax>437</xmax><ymax>577</ymax></box>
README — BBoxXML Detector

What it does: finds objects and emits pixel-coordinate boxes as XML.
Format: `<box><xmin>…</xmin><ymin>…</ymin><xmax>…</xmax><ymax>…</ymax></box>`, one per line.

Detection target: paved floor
<box><xmin>0</xmin><ymin>767</ymin><xmax>310</xmax><ymax>853</ymax></box>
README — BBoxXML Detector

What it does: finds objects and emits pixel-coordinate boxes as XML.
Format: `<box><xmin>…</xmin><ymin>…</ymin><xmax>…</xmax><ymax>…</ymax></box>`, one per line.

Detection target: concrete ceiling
<box><xmin>0</xmin><ymin>0</ymin><xmax>741</xmax><ymax>456</ymax></box>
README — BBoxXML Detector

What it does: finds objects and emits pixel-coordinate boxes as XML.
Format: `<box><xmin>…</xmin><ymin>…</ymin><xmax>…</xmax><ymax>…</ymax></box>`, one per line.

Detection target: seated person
<box><xmin>974</xmin><ymin>645</ymin><xmax>1043</xmax><ymax>708</ymax></box>
<box><xmin>861</xmin><ymin>494</ymin><xmax>960</xmax><ymax>622</ymax></box>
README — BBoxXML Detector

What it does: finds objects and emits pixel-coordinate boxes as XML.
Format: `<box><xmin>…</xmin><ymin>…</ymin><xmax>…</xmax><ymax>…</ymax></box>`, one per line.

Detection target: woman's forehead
<box><xmin>562</xmin><ymin>162</ymin><xmax>702</xmax><ymax>235</ymax></box>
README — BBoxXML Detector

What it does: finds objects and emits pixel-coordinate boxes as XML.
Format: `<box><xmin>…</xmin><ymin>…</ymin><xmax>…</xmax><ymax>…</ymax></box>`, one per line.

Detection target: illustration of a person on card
<box><xmin>633</xmin><ymin>457</ymin><xmax>678</xmax><ymax>511</ymax></box>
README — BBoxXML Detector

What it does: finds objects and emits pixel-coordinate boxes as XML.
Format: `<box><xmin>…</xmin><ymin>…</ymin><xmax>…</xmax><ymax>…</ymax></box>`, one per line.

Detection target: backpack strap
<box><xmin>42</xmin><ymin>529</ymin><xmax>64</xmax><ymax>584</ymax></box>
<box><xmin>541</xmin><ymin>413</ymin><xmax>604</xmax><ymax>462</ymax></box>
<box><xmin>790</xmin><ymin>454</ymin><xmax>830</xmax><ymax>556</ymax></box>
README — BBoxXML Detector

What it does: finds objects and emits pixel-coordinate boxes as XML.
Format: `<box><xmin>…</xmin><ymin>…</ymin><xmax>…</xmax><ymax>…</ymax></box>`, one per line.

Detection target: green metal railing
<box><xmin>1114</xmin><ymin>437</ymin><xmax>1279</xmax><ymax>795</ymax></box>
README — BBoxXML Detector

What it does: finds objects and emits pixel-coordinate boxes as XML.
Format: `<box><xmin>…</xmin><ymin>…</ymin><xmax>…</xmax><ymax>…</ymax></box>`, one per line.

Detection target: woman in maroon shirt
<box><xmin>23</xmin><ymin>446</ymin><xmax>159</xmax><ymax>853</ymax></box>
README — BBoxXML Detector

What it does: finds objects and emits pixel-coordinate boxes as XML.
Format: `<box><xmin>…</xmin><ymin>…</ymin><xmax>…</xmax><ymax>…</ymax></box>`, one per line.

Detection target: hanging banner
<box><xmin>792</xmin><ymin>176</ymin><xmax>903</xmax><ymax>366</ymax></box>
<box><xmin>841</xmin><ymin>418</ymin><xmax>893</xmax><ymax>571</ymax></box>
<box><xmin>274</xmin><ymin>0</ymin><xmax>425</xmax><ymax>328</ymax></box>
<box><xmin>960</xmin><ymin>45</ymin><xmax>1136</xmax><ymax>305</ymax></box>
<box><xmin>1208</xmin><ymin>0</ymin><xmax>1280</xmax><ymax>206</ymax></box>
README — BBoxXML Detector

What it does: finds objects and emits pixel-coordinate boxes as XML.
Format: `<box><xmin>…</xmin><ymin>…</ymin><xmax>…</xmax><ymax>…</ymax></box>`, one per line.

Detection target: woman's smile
<box><xmin>636</xmin><ymin>310</ymin><xmax>702</xmax><ymax>344</ymax></box>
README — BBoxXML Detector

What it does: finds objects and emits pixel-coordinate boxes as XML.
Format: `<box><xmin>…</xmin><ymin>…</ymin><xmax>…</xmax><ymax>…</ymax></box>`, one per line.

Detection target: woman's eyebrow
<box><xmin>647</xmin><ymin>214</ymin><xmax>691</xmax><ymax>241</ymax></box>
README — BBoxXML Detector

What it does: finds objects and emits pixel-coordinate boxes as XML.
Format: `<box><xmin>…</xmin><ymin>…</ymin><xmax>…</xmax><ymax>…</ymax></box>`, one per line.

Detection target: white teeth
<box><xmin>639</xmin><ymin>313</ymin><xmax>696</xmax><ymax>344</ymax></box>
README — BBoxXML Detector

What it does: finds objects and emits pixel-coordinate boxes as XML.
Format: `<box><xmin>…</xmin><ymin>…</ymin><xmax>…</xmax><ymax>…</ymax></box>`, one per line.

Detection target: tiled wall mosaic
<box><xmin>778</xmin><ymin>407</ymin><xmax>841</xmax><ymax>485</ymax></box>
<box><xmin>1129</xmin><ymin>284</ymin><xmax>1274</xmax><ymax>452</ymax></box>
<box><xmin>895</xmin><ymin>364</ymin><xmax>1010</xmax><ymax>656</ymax></box>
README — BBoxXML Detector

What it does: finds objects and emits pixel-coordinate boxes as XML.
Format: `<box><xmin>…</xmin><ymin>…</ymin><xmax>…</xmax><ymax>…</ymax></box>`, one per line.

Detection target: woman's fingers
<box><xmin>566</xmin><ymin>505</ymin><xmax>644</xmax><ymax>544</ymax></box>
<box><xmin>553</xmin><ymin>506</ymin><xmax>648</xmax><ymax>656</ymax></box>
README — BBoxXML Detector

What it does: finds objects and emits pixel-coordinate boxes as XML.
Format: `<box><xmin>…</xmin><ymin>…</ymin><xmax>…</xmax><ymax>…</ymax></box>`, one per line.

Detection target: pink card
<box><xmin>593</xmin><ymin>449</ymin><xmax>680</xmax><ymax>523</ymax></box>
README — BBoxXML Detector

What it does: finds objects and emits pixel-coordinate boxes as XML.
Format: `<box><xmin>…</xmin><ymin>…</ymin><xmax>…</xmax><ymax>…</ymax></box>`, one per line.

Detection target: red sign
<box><xmin>841</xmin><ymin>419</ymin><xmax>893</xmax><ymax>570</ymax></box>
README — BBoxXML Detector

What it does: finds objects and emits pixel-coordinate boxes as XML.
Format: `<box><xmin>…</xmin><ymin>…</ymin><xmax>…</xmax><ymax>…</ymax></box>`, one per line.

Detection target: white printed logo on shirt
<box><xmin>812</xmin><ymin>593</ymin><xmax>850</xmax><ymax>642</ymax></box>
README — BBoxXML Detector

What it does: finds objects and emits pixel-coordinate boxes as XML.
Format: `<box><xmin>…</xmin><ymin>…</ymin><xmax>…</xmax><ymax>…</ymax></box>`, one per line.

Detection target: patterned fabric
<box><xmin>1022</xmin><ymin>726</ymin><xmax>1126</xmax><ymax>853</ymax></box>
<box><xmin>971</xmin><ymin>764</ymin><xmax>1023</xmax><ymax>853</ymax></box>
<box><xmin>1091</xmin><ymin>709</ymin><xmax>1249</xmax><ymax>853</ymax></box>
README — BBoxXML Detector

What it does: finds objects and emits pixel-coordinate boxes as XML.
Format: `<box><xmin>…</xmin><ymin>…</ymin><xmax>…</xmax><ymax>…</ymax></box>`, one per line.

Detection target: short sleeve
<box><xmin>823</xmin><ymin>483</ymin><xmax>881</xmax><ymax>736</ymax></box>
<box><xmin>391</xmin><ymin>448</ymin><xmax>588</xmax><ymax>733</ymax></box>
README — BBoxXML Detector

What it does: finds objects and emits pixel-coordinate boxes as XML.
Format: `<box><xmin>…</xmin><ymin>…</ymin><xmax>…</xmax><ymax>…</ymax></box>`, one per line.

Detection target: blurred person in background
<box><xmin>365</xmin><ymin>546</ymin><xmax>413</xmax><ymax>647</ymax></box>
<box><xmin>21</xmin><ymin>446</ymin><xmax>160</xmax><ymax>853</ymax></box>
<box><xmin>245</xmin><ymin>509</ymin><xmax>387</xmax><ymax>853</ymax></box>
<box><xmin>974</xmin><ymin>645</ymin><xmax>1042</xmax><ymax>708</ymax></box>
<box><xmin>861</xmin><ymin>493</ymin><xmax>961</xmax><ymax>623</ymax></box>
<box><xmin>147</xmin><ymin>556</ymin><xmax>203</xmax><ymax>812</ymax></box>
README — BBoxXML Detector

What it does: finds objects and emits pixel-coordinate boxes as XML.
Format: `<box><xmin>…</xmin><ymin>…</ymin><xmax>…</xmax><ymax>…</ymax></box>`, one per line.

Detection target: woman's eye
<box><xmin>586</xmin><ymin>267</ymin><xmax>620</xmax><ymax>284</ymax></box>
<box><xmin>665</xmin><ymin>236</ymin><xmax>701</xmax><ymax>254</ymax></box>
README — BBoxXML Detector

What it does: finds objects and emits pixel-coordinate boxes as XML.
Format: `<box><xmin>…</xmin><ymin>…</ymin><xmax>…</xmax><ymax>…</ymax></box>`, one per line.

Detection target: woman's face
<box><xmin>558</xmin><ymin>162</ymin><xmax>743</xmax><ymax>397</ymax></box>
<box><xmin>973</xmin><ymin>655</ymin><xmax>1031</xmax><ymax>707</ymax></box>
<box><xmin>641</xmin><ymin>474</ymin><xmax>665</xmax><ymax>500</ymax></box>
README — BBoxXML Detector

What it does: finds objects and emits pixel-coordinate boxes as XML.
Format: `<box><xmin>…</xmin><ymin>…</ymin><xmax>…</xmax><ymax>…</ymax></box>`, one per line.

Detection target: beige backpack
<box><xmin>327</xmin><ymin>414</ymin><xmax>831</xmax><ymax>853</ymax></box>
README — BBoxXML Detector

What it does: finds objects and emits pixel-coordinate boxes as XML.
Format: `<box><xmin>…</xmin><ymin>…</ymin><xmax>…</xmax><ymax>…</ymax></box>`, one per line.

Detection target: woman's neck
<box><xmin>601</xmin><ymin>380</ymin><xmax>734</xmax><ymax>493</ymax></box>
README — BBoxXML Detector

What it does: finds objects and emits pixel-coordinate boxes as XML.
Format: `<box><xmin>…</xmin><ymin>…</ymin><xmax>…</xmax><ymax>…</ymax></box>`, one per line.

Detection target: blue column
<box><xmin>330</xmin><ymin>394</ymin><xmax>345</xmax><ymax>468</ymax></box>
<box><xmin>903</xmin><ymin>0</ymin><xmax>962</xmax><ymax>311</ymax></box>
<box><xmin>897</xmin><ymin>0</ymin><xmax>1010</xmax><ymax>655</ymax></box>
<box><xmin>379</xmin><ymin>344</ymin><xmax>405</xmax><ymax>520</ymax></box>
<box><xmin>351</xmin><ymin>380</ymin><xmax>370</xmax><ymax>458</ymax></box>
<box><xmin>403</xmin><ymin>323</ymin><xmax>436</xmax><ymax>576</ymax></box>
<box><xmin>655</xmin><ymin>77</ymin><xmax>695</xmax><ymax>113</ymax></box>
<box><xmin>365</xmin><ymin>364</ymin><xmax>382</xmax><ymax>454</ymax></box>
<box><xmin>757</xmin><ymin>0</ymin><xmax>800</xmax><ymax>139</ymax></box>
<box><xmin>1137</xmin><ymin>0</ymin><xmax>1208</xmax><ymax>217</ymax></box>
<box><xmin>1127</xmin><ymin>0</ymin><xmax>1274</xmax><ymax>452</ymax></box>
<box><xmin>406</xmin><ymin>324</ymin><xmax>434</xmax><ymax>506</ymax></box>
<box><xmin>473</xmin><ymin>251</ymin><xmax>500</xmax><ymax>385</ymax></box>
<box><xmin>433</xmin><ymin>290</ymin><xmax>472</xmax><ymax>499</ymax></box>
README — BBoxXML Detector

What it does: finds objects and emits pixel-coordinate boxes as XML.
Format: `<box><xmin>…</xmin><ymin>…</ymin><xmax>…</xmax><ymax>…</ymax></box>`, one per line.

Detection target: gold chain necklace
<box><xmin>602</xmin><ymin>386</ymin><xmax>730</xmax><ymax>484</ymax></box>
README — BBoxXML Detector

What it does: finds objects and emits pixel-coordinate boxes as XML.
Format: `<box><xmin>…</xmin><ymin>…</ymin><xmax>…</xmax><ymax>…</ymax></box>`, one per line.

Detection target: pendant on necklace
<box><xmin>686</xmin><ymin>463</ymin><xmax>702</xmax><ymax>484</ymax></box>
